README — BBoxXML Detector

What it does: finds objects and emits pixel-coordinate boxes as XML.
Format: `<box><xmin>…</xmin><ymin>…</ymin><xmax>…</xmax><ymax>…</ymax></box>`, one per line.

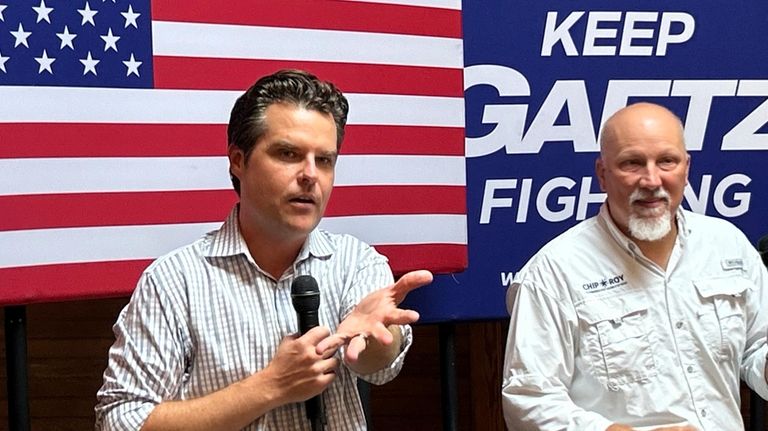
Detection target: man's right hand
<box><xmin>259</xmin><ymin>326</ymin><xmax>341</xmax><ymax>405</ymax></box>
<box><xmin>140</xmin><ymin>326</ymin><xmax>342</xmax><ymax>431</ymax></box>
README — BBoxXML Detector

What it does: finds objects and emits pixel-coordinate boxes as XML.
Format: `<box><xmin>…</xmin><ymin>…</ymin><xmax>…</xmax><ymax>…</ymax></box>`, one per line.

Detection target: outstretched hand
<box><xmin>316</xmin><ymin>270</ymin><xmax>433</xmax><ymax>362</ymax></box>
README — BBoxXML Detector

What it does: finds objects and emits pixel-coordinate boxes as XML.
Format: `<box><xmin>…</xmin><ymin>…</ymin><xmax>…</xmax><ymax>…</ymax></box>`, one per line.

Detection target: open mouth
<box><xmin>290</xmin><ymin>195</ymin><xmax>316</xmax><ymax>205</ymax></box>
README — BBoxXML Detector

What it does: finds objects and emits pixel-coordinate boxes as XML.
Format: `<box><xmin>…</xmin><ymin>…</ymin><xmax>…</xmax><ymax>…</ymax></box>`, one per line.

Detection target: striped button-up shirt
<box><xmin>95</xmin><ymin>206</ymin><xmax>412</xmax><ymax>430</ymax></box>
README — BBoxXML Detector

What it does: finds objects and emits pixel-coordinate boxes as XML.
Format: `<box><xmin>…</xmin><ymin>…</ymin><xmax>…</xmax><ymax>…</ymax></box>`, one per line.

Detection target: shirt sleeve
<box><xmin>740</xmin><ymin>247</ymin><xmax>768</xmax><ymax>398</ymax></box>
<box><xmin>340</xmin><ymin>242</ymin><xmax>411</xmax><ymax>385</ymax></box>
<box><xmin>95</xmin><ymin>270</ymin><xmax>189</xmax><ymax>431</ymax></box>
<box><xmin>502</xmin><ymin>278</ymin><xmax>613</xmax><ymax>431</ymax></box>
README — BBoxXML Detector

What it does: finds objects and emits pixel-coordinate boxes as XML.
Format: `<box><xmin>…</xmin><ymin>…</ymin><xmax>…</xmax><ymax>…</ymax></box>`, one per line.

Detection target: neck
<box><xmin>248</xmin><ymin>238</ymin><xmax>304</xmax><ymax>280</ymax></box>
<box><xmin>238</xmin><ymin>216</ymin><xmax>306</xmax><ymax>280</ymax></box>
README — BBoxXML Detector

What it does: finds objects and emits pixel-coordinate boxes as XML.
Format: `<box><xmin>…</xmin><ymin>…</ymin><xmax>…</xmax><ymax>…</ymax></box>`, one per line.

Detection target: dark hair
<box><xmin>227</xmin><ymin>69</ymin><xmax>349</xmax><ymax>194</ymax></box>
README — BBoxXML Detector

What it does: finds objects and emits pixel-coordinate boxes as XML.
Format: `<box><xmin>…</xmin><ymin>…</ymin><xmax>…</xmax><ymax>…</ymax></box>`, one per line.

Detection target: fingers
<box><xmin>386</xmin><ymin>309</ymin><xmax>420</xmax><ymax>325</ymax></box>
<box><xmin>392</xmin><ymin>270</ymin><xmax>433</xmax><ymax>298</ymax></box>
<box><xmin>301</xmin><ymin>326</ymin><xmax>332</xmax><ymax>344</ymax></box>
<box><xmin>316</xmin><ymin>333</ymin><xmax>349</xmax><ymax>356</ymax></box>
<box><xmin>345</xmin><ymin>334</ymin><xmax>369</xmax><ymax>363</ymax></box>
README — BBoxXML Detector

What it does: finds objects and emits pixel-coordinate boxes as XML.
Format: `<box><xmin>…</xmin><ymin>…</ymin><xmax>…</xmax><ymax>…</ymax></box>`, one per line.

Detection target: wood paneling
<box><xmin>1</xmin><ymin>301</ymin><xmax>765</xmax><ymax>430</ymax></box>
<box><xmin>0</xmin><ymin>299</ymin><xmax>490</xmax><ymax>430</ymax></box>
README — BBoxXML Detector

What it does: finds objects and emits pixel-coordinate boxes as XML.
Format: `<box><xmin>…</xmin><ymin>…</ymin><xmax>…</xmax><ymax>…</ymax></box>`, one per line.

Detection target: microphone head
<box><xmin>291</xmin><ymin>275</ymin><xmax>320</xmax><ymax>313</ymax></box>
<box><xmin>758</xmin><ymin>234</ymin><xmax>768</xmax><ymax>268</ymax></box>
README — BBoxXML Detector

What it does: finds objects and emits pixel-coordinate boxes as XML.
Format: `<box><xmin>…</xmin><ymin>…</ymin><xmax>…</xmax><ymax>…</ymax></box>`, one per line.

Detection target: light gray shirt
<box><xmin>96</xmin><ymin>206</ymin><xmax>411</xmax><ymax>430</ymax></box>
<box><xmin>502</xmin><ymin>205</ymin><xmax>768</xmax><ymax>430</ymax></box>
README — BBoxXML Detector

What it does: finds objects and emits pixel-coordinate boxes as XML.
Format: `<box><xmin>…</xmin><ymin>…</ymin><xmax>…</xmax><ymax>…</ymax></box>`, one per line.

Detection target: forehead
<box><xmin>602</xmin><ymin>106</ymin><xmax>685</xmax><ymax>158</ymax></box>
<box><xmin>261</xmin><ymin>103</ymin><xmax>337</xmax><ymax>144</ymax></box>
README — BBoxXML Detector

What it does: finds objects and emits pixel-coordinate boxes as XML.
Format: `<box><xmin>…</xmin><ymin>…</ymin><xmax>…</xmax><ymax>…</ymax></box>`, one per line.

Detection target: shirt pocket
<box><xmin>693</xmin><ymin>277</ymin><xmax>750</xmax><ymax>360</ymax></box>
<box><xmin>576</xmin><ymin>297</ymin><xmax>657</xmax><ymax>387</ymax></box>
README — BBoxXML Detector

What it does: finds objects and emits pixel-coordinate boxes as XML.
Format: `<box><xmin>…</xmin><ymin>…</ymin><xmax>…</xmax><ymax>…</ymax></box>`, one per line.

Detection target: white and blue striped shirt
<box><xmin>95</xmin><ymin>206</ymin><xmax>412</xmax><ymax>430</ymax></box>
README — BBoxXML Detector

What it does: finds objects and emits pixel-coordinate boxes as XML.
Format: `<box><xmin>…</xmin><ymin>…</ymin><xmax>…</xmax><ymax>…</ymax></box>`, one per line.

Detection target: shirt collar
<box><xmin>598</xmin><ymin>203</ymin><xmax>689</xmax><ymax>253</ymax></box>
<box><xmin>205</xmin><ymin>204</ymin><xmax>335</xmax><ymax>262</ymax></box>
<box><xmin>206</xmin><ymin>204</ymin><xmax>249</xmax><ymax>258</ymax></box>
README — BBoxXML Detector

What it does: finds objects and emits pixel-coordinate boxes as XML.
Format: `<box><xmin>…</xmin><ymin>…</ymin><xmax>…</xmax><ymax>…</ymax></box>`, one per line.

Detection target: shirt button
<box><xmin>701</xmin><ymin>409</ymin><xmax>707</xmax><ymax>417</ymax></box>
<box><xmin>676</xmin><ymin>321</ymin><xmax>683</xmax><ymax>329</ymax></box>
<box><xmin>687</xmin><ymin>365</ymin><xmax>694</xmax><ymax>373</ymax></box>
<box><xmin>607</xmin><ymin>382</ymin><xmax>620</xmax><ymax>391</ymax></box>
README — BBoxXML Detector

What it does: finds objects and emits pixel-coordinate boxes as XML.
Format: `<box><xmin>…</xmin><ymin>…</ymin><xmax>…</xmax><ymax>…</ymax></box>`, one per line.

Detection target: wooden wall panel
<box><xmin>0</xmin><ymin>300</ymin><xmax>764</xmax><ymax>430</ymax></box>
<box><xmin>0</xmin><ymin>300</ymin><xmax>486</xmax><ymax>430</ymax></box>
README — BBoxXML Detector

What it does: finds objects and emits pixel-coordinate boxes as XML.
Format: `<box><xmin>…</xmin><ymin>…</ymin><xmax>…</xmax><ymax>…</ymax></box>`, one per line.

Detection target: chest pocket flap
<box><xmin>693</xmin><ymin>277</ymin><xmax>752</xmax><ymax>299</ymax></box>
<box><xmin>577</xmin><ymin>294</ymin><xmax>649</xmax><ymax>346</ymax></box>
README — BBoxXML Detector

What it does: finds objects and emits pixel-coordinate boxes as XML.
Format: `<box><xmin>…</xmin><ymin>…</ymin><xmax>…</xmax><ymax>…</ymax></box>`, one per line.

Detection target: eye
<box><xmin>619</xmin><ymin>159</ymin><xmax>643</xmax><ymax>170</ymax></box>
<box><xmin>278</xmin><ymin>148</ymin><xmax>298</xmax><ymax>160</ymax></box>
<box><xmin>658</xmin><ymin>157</ymin><xmax>678</xmax><ymax>170</ymax></box>
<box><xmin>317</xmin><ymin>155</ymin><xmax>336</xmax><ymax>168</ymax></box>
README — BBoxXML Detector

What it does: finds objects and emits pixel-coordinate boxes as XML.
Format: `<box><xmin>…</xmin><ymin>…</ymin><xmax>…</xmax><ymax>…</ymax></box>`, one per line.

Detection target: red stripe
<box><xmin>343</xmin><ymin>126</ymin><xmax>464</xmax><ymax>156</ymax></box>
<box><xmin>0</xmin><ymin>124</ymin><xmax>463</xmax><ymax>158</ymax></box>
<box><xmin>326</xmin><ymin>186</ymin><xmax>465</xmax><ymax>216</ymax></box>
<box><xmin>0</xmin><ymin>243</ymin><xmax>468</xmax><ymax>304</ymax></box>
<box><xmin>1</xmin><ymin>191</ymin><xmax>237</xmax><ymax>231</ymax></box>
<box><xmin>151</xmin><ymin>0</ymin><xmax>461</xmax><ymax>38</ymax></box>
<box><xmin>0</xmin><ymin>123</ymin><xmax>225</xmax><ymax>157</ymax></box>
<box><xmin>0</xmin><ymin>260</ymin><xmax>149</xmax><ymax>305</ymax></box>
<box><xmin>153</xmin><ymin>57</ymin><xmax>464</xmax><ymax>97</ymax></box>
<box><xmin>377</xmin><ymin>244</ymin><xmax>468</xmax><ymax>276</ymax></box>
<box><xmin>1</xmin><ymin>186</ymin><xmax>463</xmax><ymax>231</ymax></box>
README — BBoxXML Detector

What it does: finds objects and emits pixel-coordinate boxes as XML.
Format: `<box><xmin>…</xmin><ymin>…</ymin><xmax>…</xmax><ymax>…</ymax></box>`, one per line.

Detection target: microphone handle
<box><xmin>297</xmin><ymin>310</ymin><xmax>325</xmax><ymax>430</ymax></box>
<box><xmin>298</xmin><ymin>310</ymin><xmax>320</xmax><ymax>335</ymax></box>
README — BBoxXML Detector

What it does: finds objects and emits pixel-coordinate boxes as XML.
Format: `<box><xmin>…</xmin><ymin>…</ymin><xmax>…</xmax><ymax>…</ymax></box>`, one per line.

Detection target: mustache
<box><xmin>629</xmin><ymin>188</ymin><xmax>670</xmax><ymax>203</ymax></box>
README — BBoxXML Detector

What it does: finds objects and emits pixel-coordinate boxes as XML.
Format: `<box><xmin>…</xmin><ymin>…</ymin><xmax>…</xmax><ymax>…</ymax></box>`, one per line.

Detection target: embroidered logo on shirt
<box><xmin>721</xmin><ymin>258</ymin><xmax>744</xmax><ymax>271</ymax></box>
<box><xmin>582</xmin><ymin>274</ymin><xmax>627</xmax><ymax>293</ymax></box>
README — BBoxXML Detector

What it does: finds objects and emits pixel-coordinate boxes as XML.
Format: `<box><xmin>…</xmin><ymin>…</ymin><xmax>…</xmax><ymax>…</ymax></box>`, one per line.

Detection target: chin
<box><xmin>628</xmin><ymin>211</ymin><xmax>672</xmax><ymax>242</ymax></box>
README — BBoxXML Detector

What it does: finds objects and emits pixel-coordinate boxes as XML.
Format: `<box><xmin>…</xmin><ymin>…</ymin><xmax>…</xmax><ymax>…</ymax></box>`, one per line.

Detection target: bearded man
<box><xmin>501</xmin><ymin>102</ymin><xmax>768</xmax><ymax>431</ymax></box>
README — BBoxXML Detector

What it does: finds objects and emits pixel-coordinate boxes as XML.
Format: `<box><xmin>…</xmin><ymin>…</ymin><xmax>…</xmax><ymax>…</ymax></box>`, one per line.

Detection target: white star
<box><xmin>80</xmin><ymin>51</ymin><xmax>99</xmax><ymax>75</ymax></box>
<box><xmin>123</xmin><ymin>53</ymin><xmax>142</xmax><ymax>77</ymax></box>
<box><xmin>100</xmin><ymin>27</ymin><xmax>119</xmax><ymax>52</ymax></box>
<box><xmin>0</xmin><ymin>51</ymin><xmax>8</xmax><ymax>73</ymax></box>
<box><xmin>33</xmin><ymin>0</ymin><xmax>53</xmax><ymax>24</ymax></box>
<box><xmin>34</xmin><ymin>49</ymin><xmax>55</xmax><ymax>74</ymax></box>
<box><xmin>121</xmin><ymin>5</ymin><xmax>140</xmax><ymax>28</ymax></box>
<box><xmin>10</xmin><ymin>23</ymin><xmax>32</xmax><ymax>48</ymax></box>
<box><xmin>78</xmin><ymin>1</ymin><xmax>97</xmax><ymax>26</ymax></box>
<box><xmin>0</xmin><ymin>4</ymin><xmax>7</xmax><ymax>22</ymax></box>
<box><xmin>57</xmin><ymin>25</ymin><xmax>77</xmax><ymax>50</ymax></box>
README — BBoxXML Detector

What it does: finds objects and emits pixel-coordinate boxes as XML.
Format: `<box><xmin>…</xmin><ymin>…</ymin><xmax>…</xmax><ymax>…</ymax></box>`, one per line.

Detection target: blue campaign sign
<box><xmin>405</xmin><ymin>1</ymin><xmax>768</xmax><ymax>322</ymax></box>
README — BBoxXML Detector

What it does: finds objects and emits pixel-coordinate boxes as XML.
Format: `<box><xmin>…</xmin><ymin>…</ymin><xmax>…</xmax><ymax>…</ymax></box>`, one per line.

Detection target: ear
<box><xmin>595</xmin><ymin>157</ymin><xmax>607</xmax><ymax>192</ymax></box>
<box><xmin>684</xmin><ymin>153</ymin><xmax>691</xmax><ymax>184</ymax></box>
<box><xmin>228</xmin><ymin>144</ymin><xmax>244</xmax><ymax>180</ymax></box>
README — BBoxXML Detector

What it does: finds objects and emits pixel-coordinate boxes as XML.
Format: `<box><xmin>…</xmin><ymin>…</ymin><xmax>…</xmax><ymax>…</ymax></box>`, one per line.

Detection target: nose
<box><xmin>298</xmin><ymin>157</ymin><xmax>318</xmax><ymax>186</ymax></box>
<box><xmin>638</xmin><ymin>163</ymin><xmax>662</xmax><ymax>189</ymax></box>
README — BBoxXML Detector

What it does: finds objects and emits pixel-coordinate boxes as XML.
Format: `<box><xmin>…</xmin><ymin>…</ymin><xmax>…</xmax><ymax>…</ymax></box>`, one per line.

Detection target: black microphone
<box><xmin>758</xmin><ymin>234</ymin><xmax>768</xmax><ymax>268</ymax></box>
<box><xmin>290</xmin><ymin>275</ymin><xmax>324</xmax><ymax>431</ymax></box>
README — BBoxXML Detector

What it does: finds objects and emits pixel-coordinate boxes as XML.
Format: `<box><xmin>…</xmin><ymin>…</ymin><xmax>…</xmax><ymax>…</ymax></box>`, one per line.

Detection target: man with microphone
<box><xmin>502</xmin><ymin>102</ymin><xmax>768</xmax><ymax>430</ymax></box>
<box><xmin>95</xmin><ymin>69</ymin><xmax>433</xmax><ymax>431</ymax></box>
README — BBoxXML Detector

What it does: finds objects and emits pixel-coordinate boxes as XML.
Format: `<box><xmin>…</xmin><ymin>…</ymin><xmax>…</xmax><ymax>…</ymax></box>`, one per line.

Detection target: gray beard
<box><xmin>628</xmin><ymin>209</ymin><xmax>672</xmax><ymax>241</ymax></box>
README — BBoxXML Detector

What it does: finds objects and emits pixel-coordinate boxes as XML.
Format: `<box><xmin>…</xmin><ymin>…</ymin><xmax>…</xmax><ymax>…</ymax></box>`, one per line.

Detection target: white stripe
<box><xmin>0</xmin><ymin>216</ymin><xmax>466</xmax><ymax>268</ymax></box>
<box><xmin>342</xmin><ymin>0</ymin><xmax>461</xmax><ymax>10</ymax></box>
<box><xmin>0</xmin><ymin>87</ymin><xmax>464</xmax><ymax>127</ymax></box>
<box><xmin>0</xmin><ymin>155</ymin><xmax>465</xmax><ymax>195</ymax></box>
<box><xmin>335</xmin><ymin>155</ymin><xmax>465</xmax><ymax>186</ymax></box>
<box><xmin>1</xmin><ymin>157</ymin><xmax>231</xmax><ymax>195</ymax></box>
<box><xmin>320</xmin><ymin>214</ymin><xmax>467</xmax><ymax>244</ymax></box>
<box><xmin>0</xmin><ymin>222</ymin><xmax>221</xmax><ymax>268</ymax></box>
<box><xmin>152</xmin><ymin>21</ymin><xmax>463</xmax><ymax>69</ymax></box>
<box><xmin>347</xmin><ymin>94</ymin><xmax>464</xmax><ymax>127</ymax></box>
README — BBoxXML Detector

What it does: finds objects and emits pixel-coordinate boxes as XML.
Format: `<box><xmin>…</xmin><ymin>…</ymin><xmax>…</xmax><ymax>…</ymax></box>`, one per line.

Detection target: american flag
<box><xmin>0</xmin><ymin>0</ymin><xmax>466</xmax><ymax>304</ymax></box>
